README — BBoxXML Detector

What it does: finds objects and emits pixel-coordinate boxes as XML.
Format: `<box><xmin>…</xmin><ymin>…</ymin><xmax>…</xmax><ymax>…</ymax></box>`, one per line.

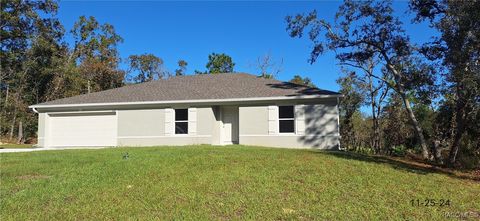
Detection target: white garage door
<box><xmin>48</xmin><ymin>112</ymin><xmax>117</xmax><ymax>147</ymax></box>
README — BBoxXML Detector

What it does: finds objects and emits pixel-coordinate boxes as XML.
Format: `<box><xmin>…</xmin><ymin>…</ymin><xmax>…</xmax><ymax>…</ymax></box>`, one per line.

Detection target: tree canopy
<box><xmin>175</xmin><ymin>60</ymin><xmax>188</xmax><ymax>76</ymax></box>
<box><xmin>0</xmin><ymin>0</ymin><xmax>125</xmax><ymax>142</ymax></box>
<box><xmin>289</xmin><ymin>75</ymin><xmax>315</xmax><ymax>87</ymax></box>
<box><xmin>287</xmin><ymin>0</ymin><xmax>479</xmax><ymax>167</ymax></box>
<box><xmin>286</xmin><ymin>0</ymin><xmax>434</xmax><ymax>159</ymax></box>
<box><xmin>128</xmin><ymin>54</ymin><xmax>167</xmax><ymax>83</ymax></box>
<box><xmin>71</xmin><ymin>15</ymin><xmax>124</xmax><ymax>93</ymax></box>
<box><xmin>206</xmin><ymin>53</ymin><xmax>235</xmax><ymax>74</ymax></box>
<box><xmin>410</xmin><ymin>0</ymin><xmax>480</xmax><ymax>165</ymax></box>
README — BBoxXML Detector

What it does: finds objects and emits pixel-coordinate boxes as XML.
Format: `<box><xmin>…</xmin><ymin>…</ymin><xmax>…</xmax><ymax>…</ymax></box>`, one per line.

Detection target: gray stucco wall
<box><xmin>196</xmin><ymin>107</ymin><xmax>216</xmax><ymax>136</ymax></box>
<box><xmin>117</xmin><ymin>109</ymin><xmax>165</xmax><ymax>137</ymax></box>
<box><xmin>37</xmin><ymin>113</ymin><xmax>47</xmax><ymax>147</ymax></box>
<box><xmin>238</xmin><ymin>106</ymin><xmax>269</xmax><ymax>135</ymax></box>
<box><xmin>238</xmin><ymin>99</ymin><xmax>340</xmax><ymax>149</ymax></box>
<box><xmin>116</xmin><ymin>107</ymin><xmax>215</xmax><ymax>146</ymax></box>
<box><xmin>304</xmin><ymin>103</ymin><xmax>339</xmax><ymax>137</ymax></box>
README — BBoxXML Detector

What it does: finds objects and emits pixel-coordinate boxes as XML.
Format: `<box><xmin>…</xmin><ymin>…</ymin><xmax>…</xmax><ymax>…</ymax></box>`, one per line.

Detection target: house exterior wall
<box><xmin>35</xmin><ymin>98</ymin><xmax>340</xmax><ymax>149</ymax></box>
<box><xmin>37</xmin><ymin>113</ymin><xmax>47</xmax><ymax>147</ymax></box>
<box><xmin>117</xmin><ymin>109</ymin><xmax>165</xmax><ymax>137</ymax></box>
<box><xmin>197</xmin><ymin>107</ymin><xmax>216</xmax><ymax>136</ymax></box>
<box><xmin>238</xmin><ymin>99</ymin><xmax>340</xmax><ymax>149</ymax></box>
<box><xmin>238</xmin><ymin>106</ymin><xmax>269</xmax><ymax>135</ymax></box>
<box><xmin>116</xmin><ymin>107</ymin><xmax>215</xmax><ymax>146</ymax></box>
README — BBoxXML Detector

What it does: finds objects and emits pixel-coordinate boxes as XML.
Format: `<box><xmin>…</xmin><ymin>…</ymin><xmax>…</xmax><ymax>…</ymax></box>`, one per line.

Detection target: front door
<box><xmin>222</xmin><ymin>106</ymin><xmax>239</xmax><ymax>144</ymax></box>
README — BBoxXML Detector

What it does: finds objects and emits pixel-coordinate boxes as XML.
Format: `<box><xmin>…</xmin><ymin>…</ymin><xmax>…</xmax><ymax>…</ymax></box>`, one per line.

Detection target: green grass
<box><xmin>0</xmin><ymin>145</ymin><xmax>478</xmax><ymax>220</ymax></box>
<box><xmin>0</xmin><ymin>143</ymin><xmax>34</xmax><ymax>149</ymax></box>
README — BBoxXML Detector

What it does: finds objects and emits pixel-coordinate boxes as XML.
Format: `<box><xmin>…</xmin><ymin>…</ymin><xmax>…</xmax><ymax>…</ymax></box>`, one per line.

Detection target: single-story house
<box><xmin>29</xmin><ymin>73</ymin><xmax>342</xmax><ymax>149</ymax></box>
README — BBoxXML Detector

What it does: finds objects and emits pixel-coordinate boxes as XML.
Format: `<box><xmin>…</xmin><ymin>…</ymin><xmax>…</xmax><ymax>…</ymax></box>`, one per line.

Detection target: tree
<box><xmin>206</xmin><ymin>53</ymin><xmax>235</xmax><ymax>74</ymax></box>
<box><xmin>290</xmin><ymin>75</ymin><xmax>316</xmax><ymax>87</ymax></box>
<box><xmin>286</xmin><ymin>0</ymin><xmax>434</xmax><ymax>159</ymax></box>
<box><xmin>254</xmin><ymin>53</ymin><xmax>283</xmax><ymax>78</ymax></box>
<box><xmin>0</xmin><ymin>0</ymin><xmax>65</xmax><ymax>142</ymax></box>
<box><xmin>337</xmin><ymin>73</ymin><xmax>365</xmax><ymax>150</ymax></box>
<box><xmin>1</xmin><ymin>6</ymin><xmax>127</xmax><ymax>142</ymax></box>
<box><xmin>175</xmin><ymin>60</ymin><xmax>188</xmax><ymax>76</ymax></box>
<box><xmin>410</xmin><ymin>0</ymin><xmax>480</xmax><ymax>166</ymax></box>
<box><xmin>381</xmin><ymin>93</ymin><xmax>415</xmax><ymax>150</ymax></box>
<box><xmin>344</xmin><ymin>58</ymin><xmax>390</xmax><ymax>153</ymax></box>
<box><xmin>71</xmin><ymin>16</ymin><xmax>124</xmax><ymax>93</ymax></box>
<box><xmin>194</xmin><ymin>70</ymin><xmax>207</xmax><ymax>75</ymax></box>
<box><xmin>128</xmin><ymin>54</ymin><xmax>167</xmax><ymax>83</ymax></box>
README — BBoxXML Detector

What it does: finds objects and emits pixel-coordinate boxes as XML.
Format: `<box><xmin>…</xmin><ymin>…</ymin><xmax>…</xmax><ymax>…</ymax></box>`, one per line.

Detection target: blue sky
<box><xmin>57</xmin><ymin>1</ymin><xmax>437</xmax><ymax>93</ymax></box>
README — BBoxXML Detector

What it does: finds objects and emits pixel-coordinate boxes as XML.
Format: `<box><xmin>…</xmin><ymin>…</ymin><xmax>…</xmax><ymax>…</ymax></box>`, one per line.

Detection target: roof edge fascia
<box><xmin>29</xmin><ymin>94</ymin><xmax>342</xmax><ymax>109</ymax></box>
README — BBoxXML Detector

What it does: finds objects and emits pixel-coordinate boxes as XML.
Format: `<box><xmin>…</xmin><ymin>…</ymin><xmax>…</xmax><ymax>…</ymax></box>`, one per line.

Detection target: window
<box><xmin>175</xmin><ymin>109</ymin><xmax>188</xmax><ymax>134</ymax></box>
<box><xmin>279</xmin><ymin>106</ymin><xmax>295</xmax><ymax>133</ymax></box>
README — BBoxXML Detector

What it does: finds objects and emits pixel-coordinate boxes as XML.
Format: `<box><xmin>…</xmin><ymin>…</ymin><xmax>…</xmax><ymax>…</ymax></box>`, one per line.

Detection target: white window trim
<box><xmin>278</xmin><ymin>105</ymin><xmax>296</xmax><ymax>134</ymax></box>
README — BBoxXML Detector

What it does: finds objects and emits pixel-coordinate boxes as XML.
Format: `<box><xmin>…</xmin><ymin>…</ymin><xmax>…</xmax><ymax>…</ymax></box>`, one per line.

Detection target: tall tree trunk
<box><xmin>35</xmin><ymin>86</ymin><xmax>39</xmax><ymax>104</ymax></box>
<box><xmin>386</xmin><ymin>63</ymin><xmax>430</xmax><ymax>160</ymax></box>
<box><xmin>4</xmin><ymin>85</ymin><xmax>9</xmax><ymax>104</ymax></box>
<box><xmin>368</xmin><ymin>75</ymin><xmax>380</xmax><ymax>153</ymax></box>
<box><xmin>398</xmin><ymin>87</ymin><xmax>429</xmax><ymax>159</ymax></box>
<box><xmin>9</xmin><ymin>106</ymin><xmax>16</xmax><ymax>140</ymax></box>
<box><xmin>87</xmin><ymin>80</ymin><xmax>91</xmax><ymax>93</ymax></box>
<box><xmin>433</xmin><ymin>140</ymin><xmax>444</xmax><ymax>165</ymax></box>
<box><xmin>17</xmin><ymin>121</ymin><xmax>23</xmax><ymax>144</ymax></box>
<box><xmin>0</xmin><ymin>84</ymin><xmax>8</xmax><ymax>137</ymax></box>
<box><xmin>448</xmin><ymin>91</ymin><xmax>466</xmax><ymax>166</ymax></box>
<box><xmin>376</xmin><ymin>86</ymin><xmax>389</xmax><ymax>154</ymax></box>
<box><xmin>372</xmin><ymin>107</ymin><xmax>380</xmax><ymax>153</ymax></box>
<box><xmin>0</xmin><ymin>113</ymin><xmax>3</xmax><ymax>137</ymax></box>
<box><xmin>0</xmin><ymin>81</ymin><xmax>2</xmax><ymax>136</ymax></box>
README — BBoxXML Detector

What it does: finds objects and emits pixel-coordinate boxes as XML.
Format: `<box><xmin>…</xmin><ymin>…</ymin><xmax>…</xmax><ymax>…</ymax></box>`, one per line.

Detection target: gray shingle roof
<box><xmin>34</xmin><ymin>73</ymin><xmax>340</xmax><ymax>106</ymax></box>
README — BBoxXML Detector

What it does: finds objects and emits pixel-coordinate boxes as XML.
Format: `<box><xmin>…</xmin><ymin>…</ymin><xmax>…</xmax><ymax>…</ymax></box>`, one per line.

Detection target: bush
<box><xmin>391</xmin><ymin>145</ymin><xmax>407</xmax><ymax>157</ymax></box>
<box><xmin>348</xmin><ymin>146</ymin><xmax>375</xmax><ymax>155</ymax></box>
<box><xmin>456</xmin><ymin>146</ymin><xmax>480</xmax><ymax>170</ymax></box>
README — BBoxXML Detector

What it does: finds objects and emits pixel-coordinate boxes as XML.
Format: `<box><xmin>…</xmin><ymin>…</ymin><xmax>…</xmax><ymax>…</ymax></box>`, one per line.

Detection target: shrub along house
<box><xmin>29</xmin><ymin>73</ymin><xmax>342</xmax><ymax>149</ymax></box>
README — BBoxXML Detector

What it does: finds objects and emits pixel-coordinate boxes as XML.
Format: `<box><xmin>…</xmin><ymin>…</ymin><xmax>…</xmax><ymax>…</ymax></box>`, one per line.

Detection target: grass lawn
<box><xmin>0</xmin><ymin>145</ymin><xmax>478</xmax><ymax>220</ymax></box>
<box><xmin>0</xmin><ymin>143</ymin><xmax>34</xmax><ymax>149</ymax></box>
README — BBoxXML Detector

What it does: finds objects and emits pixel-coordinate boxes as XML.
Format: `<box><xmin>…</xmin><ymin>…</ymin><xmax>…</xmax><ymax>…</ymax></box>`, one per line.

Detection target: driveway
<box><xmin>0</xmin><ymin>146</ymin><xmax>109</xmax><ymax>153</ymax></box>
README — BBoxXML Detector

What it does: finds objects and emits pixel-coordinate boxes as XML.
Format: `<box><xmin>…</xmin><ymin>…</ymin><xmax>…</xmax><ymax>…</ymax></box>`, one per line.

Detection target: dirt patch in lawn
<box><xmin>17</xmin><ymin>174</ymin><xmax>51</xmax><ymax>180</ymax></box>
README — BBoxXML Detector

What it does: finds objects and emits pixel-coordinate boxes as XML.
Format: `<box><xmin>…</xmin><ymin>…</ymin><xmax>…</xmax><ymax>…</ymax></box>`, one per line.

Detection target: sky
<box><xmin>56</xmin><ymin>1</ymin><xmax>438</xmax><ymax>93</ymax></box>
